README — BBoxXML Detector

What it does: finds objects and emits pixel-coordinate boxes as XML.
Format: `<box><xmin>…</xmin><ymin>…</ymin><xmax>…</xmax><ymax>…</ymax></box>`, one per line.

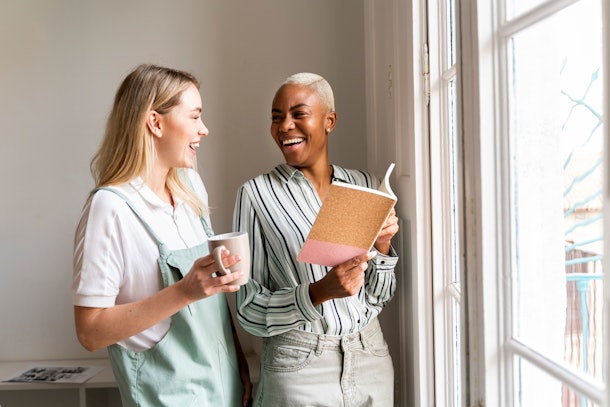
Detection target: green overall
<box><xmin>99</xmin><ymin>188</ymin><xmax>242</xmax><ymax>407</ymax></box>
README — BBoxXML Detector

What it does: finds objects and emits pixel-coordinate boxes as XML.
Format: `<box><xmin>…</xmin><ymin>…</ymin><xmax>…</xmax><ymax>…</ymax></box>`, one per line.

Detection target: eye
<box><xmin>271</xmin><ymin>114</ymin><xmax>282</xmax><ymax>123</ymax></box>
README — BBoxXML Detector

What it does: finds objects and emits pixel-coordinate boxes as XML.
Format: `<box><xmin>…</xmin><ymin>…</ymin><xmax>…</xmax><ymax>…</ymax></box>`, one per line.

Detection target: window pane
<box><xmin>507</xmin><ymin>0</ymin><xmax>548</xmax><ymax>19</ymax></box>
<box><xmin>450</xmin><ymin>292</ymin><xmax>461</xmax><ymax>405</ymax></box>
<box><xmin>508</xmin><ymin>0</ymin><xmax>603</xmax><ymax>382</ymax></box>
<box><xmin>449</xmin><ymin>78</ymin><xmax>460</xmax><ymax>286</ymax></box>
<box><xmin>514</xmin><ymin>356</ymin><xmax>602</xmax><ymax>406</ymax></box>
<box><xmin>447</xmin><ymin>0</ymin><xmax>456</xmax><ymax>66</ymax></box>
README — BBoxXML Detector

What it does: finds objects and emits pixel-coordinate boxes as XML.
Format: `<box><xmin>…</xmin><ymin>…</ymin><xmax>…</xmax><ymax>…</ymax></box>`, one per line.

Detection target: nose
<box><xmin>278</xmin><ymin>117</ymin><xmax>295</xmax><ymax>133</ymax></box>
<box><xmin>198</xmin><ymin>119</ymin><xmax>209</xmax><ymax>137</ymax></box>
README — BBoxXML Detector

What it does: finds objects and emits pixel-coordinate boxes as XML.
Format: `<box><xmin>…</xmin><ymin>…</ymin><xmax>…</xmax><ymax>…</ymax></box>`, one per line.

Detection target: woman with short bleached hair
<box><xmin>234</xmin><ymin>72</ymin><xmax>399</xmax><ymax>406</ymax></box>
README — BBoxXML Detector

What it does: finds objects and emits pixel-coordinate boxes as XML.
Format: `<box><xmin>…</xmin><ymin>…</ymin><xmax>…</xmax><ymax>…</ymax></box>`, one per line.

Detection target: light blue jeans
<box><xmin>255</xmin><ymin>318</ymin><xmax>394</xmax><ymax>407</ymax></box>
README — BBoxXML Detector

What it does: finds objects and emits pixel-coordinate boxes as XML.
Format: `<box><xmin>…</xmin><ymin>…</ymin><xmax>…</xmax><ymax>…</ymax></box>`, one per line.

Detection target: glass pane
<box><xmin>450</xmin><ymin>293</ymin><xmax>461</xmax><ymax>406</ymax></box>
<box><xmin>507</xmin><ymin>0</ymin><xmax>548</xmax><ymax>20</ymax></box>
<box><xmin>509</xmin><ymin>0</ymin><xmax>603</xmax><ymax>382</ymax></box>
<box><xmin>447</xmin><ymin>65</ymin><xmax>461</xmax><ymax>407</ymax></box>
<box><xmin>449</xmin><ymin>78</ymin><xmax>460</xmax><ymax>286</ymax></box>
<box><xmin>515</xmin><ymin>356</ymin><xmax>602</xmax><ymax>406</ymax></box>
<box><xmin>446</xmin><ymin>0</ymin><xmax>456</xmax><ymax>66</ymax></box>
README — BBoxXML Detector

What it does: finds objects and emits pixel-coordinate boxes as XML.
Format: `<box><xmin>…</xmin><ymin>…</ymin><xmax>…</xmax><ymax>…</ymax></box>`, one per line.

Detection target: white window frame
<box><xmin>426</xmin><ymin>0</ymin><xmax>466</xmax><ymax>405</ymax></box>
<box><xmin>366</xmin><ymin>0</ymin><xmax>610</xmax><ymax>406</ymax></box>
<box><xmin>606</xmin><ymin>0</ymin><xmax>610</xmax><ymax>400</ymax></box>
<box><xmin>459</xmin><ymin>0</ymin><xmax>610</xmax><ymax>405</ymax></box>
<box><xmin>457</xmin><ymin>1</ymin><xmax>504</xmax><ymax>403</ymax></box>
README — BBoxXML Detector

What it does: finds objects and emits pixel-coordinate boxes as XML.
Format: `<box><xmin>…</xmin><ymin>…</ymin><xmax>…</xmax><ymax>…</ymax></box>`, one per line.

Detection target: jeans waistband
<box><xmin>266</xmin><ymin>318</ymin><xmax>382</xmax><ymax>354</ymax></box>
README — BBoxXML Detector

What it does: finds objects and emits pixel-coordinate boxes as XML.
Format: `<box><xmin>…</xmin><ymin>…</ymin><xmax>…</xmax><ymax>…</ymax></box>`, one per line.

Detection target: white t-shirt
<box><xmin>72</xmin><ymin>169</ymin><xmax>211</xmax><ymax>351</ymax></box>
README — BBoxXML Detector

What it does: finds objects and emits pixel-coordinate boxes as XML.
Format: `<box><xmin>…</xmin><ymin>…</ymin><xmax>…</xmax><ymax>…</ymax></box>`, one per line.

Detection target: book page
<box><xmin>378</xmin><ymin>162</ymin><xmax>396</xmax><ymax>197</ymax></box>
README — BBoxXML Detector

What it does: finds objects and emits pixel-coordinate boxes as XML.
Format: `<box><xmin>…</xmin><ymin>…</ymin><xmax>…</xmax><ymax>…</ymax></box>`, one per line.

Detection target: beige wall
<box><xmin>0</xmin><ymin>0</ymin><xmax>366</xmax><ymax>364</ymax></box>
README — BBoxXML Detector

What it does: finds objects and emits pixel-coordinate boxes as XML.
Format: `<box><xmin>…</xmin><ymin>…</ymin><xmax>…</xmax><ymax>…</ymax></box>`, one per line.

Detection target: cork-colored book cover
<box><xmin>297</xmin><ymin>163</ymin><xmax>397</xmax><ymax>267</ymax></box>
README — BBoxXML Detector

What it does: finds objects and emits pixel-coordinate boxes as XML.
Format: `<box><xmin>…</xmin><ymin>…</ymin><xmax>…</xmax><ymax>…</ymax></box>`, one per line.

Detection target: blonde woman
<box><xmin>73</xmin><ymin>64</ymin><xmax>252</xmax><ymax>406</ymax></box>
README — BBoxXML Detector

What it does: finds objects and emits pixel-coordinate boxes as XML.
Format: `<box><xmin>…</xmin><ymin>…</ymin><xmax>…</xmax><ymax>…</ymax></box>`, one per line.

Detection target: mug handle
<box><xmin>212</xmin><ymin>245</ymin><xmax>231</xmax><ymax>275</ymax></box>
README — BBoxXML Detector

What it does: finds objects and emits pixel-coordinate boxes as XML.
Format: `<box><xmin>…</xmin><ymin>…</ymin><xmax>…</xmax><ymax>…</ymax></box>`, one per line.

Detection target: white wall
<box><xmin>0</xmin><ymin>0</ymin><xmax>367</xmax><ymax>366</ymax></box>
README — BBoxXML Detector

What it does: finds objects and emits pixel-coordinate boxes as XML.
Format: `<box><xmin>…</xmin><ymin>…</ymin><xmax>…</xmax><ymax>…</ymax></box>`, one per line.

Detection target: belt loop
<box><xmin>315</xmin><ymin>335</ymin><xmax>323</xmax><ymax>356</ymax></box>
<box><xmin>359</xmin><ymin>330</ymin><xmax>369</xmax><ymax>351</ymax></box>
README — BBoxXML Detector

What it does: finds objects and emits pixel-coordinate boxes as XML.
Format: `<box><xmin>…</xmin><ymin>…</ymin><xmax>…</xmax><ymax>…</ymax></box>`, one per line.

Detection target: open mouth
<box><xmin>282</xmin><ymin>137</ymin><xmax>304</xmax><ymax>147</ymax></box>
<box><xmin>189</xmin><ymin>142</ymin><xmax>200</xmax><ymax>151</ymax></box>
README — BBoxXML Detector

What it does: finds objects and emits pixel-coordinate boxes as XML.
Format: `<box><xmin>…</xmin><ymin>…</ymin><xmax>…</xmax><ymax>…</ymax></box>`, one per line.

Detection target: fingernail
<box><xmin>369</xmin><ymin>250</ymin><xmax>378</xmax><ymax>258</ymax></box>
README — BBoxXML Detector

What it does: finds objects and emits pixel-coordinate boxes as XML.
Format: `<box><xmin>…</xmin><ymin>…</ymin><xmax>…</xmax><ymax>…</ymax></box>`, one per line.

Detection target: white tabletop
<box><xmin>0</xmin><ymin>358</ymin><xmax>116</xmax><ymax>391</ymax></box>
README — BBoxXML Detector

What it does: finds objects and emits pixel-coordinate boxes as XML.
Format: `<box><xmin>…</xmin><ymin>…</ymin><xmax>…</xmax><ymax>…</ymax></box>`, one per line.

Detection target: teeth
<box><xmin>283</xmin><ymin>138</ymin><xmax>304</xmax><ymax>146</ymax></box>
<box><xmin>190</xmin><ymin>142</ymin><xmax>200</xmax><ymax>149</ymax></box>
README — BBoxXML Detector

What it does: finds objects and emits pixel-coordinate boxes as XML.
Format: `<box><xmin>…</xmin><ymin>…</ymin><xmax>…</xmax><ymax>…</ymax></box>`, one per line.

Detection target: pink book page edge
<box><xmin>297</xmin><ymin>239</ymin><xmax>368</xmax><ymax>267</ymax></box>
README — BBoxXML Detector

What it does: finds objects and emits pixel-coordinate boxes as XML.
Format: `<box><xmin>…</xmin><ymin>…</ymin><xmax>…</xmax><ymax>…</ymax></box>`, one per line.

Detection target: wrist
<box><xmin>308</xmin><ymin>281</ymin><xmax>328</xmax><ymax>307</ymax></box>
<box><xmin>374</xmin><ymin>242</ymin><xmax>391</xmax><ymax>255</ymax></box>
<box><xmin>169</xmin><ymin>280</ymin><xmax>196</xmax><ymax>307</ymax></box>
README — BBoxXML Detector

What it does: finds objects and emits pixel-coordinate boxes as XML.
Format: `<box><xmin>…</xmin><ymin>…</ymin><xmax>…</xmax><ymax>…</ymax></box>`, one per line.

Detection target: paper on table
<box><xmin>3</xmin><ymin>365</ymin><xmax>104</xmax><ymax>384</ymax></box>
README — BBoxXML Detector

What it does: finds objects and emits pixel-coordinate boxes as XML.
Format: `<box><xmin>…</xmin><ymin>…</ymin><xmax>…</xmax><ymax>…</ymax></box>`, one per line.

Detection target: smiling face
<box><xmin>271</xmin><ymin>83</ymin><xmax>336</xmax><ymax>171</ymax></box>
<box><xmin>151</xmin><ymin>83</ymin><xmax>208</xmax><ymax>171</ymax></box>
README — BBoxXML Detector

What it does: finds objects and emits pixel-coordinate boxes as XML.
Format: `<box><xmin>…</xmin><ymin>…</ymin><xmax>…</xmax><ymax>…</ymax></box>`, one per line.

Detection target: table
<box><xmin>0</xmin><ymin>358</ymin><xmax>116</xmax><ymax>407</ymax></box>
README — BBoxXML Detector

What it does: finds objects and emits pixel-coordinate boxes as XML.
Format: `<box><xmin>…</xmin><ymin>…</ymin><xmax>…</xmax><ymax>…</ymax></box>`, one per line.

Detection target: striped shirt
<box><xmin>233</xmin><ymin>163</ymin><xmax>398</xmax><ymax>337</ymax></box>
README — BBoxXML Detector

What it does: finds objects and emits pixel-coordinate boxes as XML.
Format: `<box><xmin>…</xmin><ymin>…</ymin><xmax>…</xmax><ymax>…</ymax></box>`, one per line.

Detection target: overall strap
<box><xmin>200</xmin><ymin>216</ymin><xmax>214</xmax><ymax>237</ymax></box>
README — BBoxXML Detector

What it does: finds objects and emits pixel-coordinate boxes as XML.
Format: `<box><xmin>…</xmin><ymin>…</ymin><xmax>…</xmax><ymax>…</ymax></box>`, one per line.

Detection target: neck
<box><xmin>300</xmin><ymin>162</ymin><xmax>333</xmax><ymax>199</ymax></box>
<box><xmin>145</xmin><ymin>167</ymin><xmax>173</xmax><ymax>205</ymax></box>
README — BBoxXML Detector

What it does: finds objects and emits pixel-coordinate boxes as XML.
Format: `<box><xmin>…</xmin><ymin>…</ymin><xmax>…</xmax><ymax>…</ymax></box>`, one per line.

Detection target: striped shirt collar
<box><xmin>273</xmin><ymin>163</ymin><xmax>352</xmax><ymax>184</ymax></box>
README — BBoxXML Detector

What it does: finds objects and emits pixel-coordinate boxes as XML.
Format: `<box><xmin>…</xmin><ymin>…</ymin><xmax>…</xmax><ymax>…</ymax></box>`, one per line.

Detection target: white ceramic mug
<box><xmin>207</xmin><ymin>231</ymin><xmax>250</xmax><ymax>286</ymax></box>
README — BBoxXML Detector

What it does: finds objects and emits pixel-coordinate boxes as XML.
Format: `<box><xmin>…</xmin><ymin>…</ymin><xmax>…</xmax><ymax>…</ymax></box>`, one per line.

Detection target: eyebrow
<box><xmin>271</xmin><ymin>103</ymin><xmax>311</xmax><ymax>113</ymax></box>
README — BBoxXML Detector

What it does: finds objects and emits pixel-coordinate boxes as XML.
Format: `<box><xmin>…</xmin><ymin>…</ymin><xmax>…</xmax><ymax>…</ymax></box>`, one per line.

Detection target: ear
<box><xmin>325</xmin><ymin>110</ymin><xmax>337</xmax><ymax>134</ymax></box>
<box><xmin>146</xmin><ymin>110</ymin><xmax>163</xmax><ymax>138</ymax></box>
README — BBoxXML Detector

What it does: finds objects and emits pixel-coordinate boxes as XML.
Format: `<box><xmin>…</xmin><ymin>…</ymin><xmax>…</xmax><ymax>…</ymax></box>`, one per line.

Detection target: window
<box><xmin>458</xmin><ymin>0</ymin><xmax>606</xmax><ymax>405</ymax></box>
<box><xmin>366</xmin><ymin>0</ymin><xmax>607</xmax><ymax>405</ymax></box>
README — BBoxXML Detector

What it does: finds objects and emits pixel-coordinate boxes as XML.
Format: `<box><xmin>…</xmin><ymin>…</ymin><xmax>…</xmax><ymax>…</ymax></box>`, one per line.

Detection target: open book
<box><xmin>297</xmin><ymin>163</ymin><xmax>397</xmax><ymax>267</ymax></box>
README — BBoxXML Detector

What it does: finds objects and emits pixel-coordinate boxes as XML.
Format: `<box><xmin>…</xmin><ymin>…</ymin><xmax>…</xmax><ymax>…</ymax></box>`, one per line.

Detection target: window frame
<box><xmin>605</xmin><ymin>0</ymin><xmax>610</xmax><ymax>401</ymax></box>
<box><xmin>427</xmin><ymin>0</ymin><xmax>463</xmax><ymax>405</ymax></box>
<box><xmin>366</xmin><ymin>0</ymin><xmax>609</xmax><ymax>405</ymax></box>
<box><xmin>458</xmin><ymin>0</ymin><xmax>609</xmax><ymax>405</ymax></box>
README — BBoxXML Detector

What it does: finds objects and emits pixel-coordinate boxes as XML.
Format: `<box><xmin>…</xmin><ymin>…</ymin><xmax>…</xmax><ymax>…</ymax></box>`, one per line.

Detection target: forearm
<box><xmin>74</xmin><ymin>283</ymin><xmax>191</xmax><ymax>352</ymax></box>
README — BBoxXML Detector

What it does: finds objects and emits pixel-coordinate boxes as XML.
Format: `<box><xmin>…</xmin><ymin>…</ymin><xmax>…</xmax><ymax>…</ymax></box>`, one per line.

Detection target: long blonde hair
<box><xmin>91</xmin><ymin>64</ymin><xmax>207</xmax><ymax>216</ymax></box>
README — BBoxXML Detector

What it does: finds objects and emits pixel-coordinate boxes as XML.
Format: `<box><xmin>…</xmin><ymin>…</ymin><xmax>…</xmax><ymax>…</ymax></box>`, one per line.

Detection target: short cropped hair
<box><xmin>283</xmin><ymin>72</ymin><xmax>335</xmax><ymax>112</ymax></box>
